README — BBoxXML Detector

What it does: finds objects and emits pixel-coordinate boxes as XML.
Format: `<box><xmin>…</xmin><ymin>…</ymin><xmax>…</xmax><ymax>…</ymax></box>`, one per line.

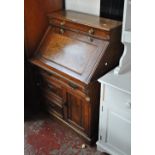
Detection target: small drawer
<box><xmin>52</xmin><ymin>26</ymin><xmax>77</xmax><ymax>38</ymax></box>
<box><xmin>39</xmin><ymin>68</ymin><xmax>86</xmax><ymax>94</ymax></box>
<box><xmin>50</xmin><ymin>18</ymin><xmax>110</xmax><ymax>40</ymax></box>
<box><xmin>39</xmin><ymin>70</ymin><xmax>64</xmax><ymax>99</ymax></box>
<box><xmin>52</xmin><ymin>26</ymin><xmax>106</xmax><ymax>50</ymax></box>
<box><xmin>103</xmin><ymin>85</ymin><xmax>131</xmax><ymax>110</ymax></box>
<box><xmin>39</xmin><ymin>69</ymin><xmax>68</xmax><ymax>88</ymax></box>
<box><xmin>44</xmin><ymin>81</ymin><xmax>64</xmax><ymax>99</ymax></box>
<box><xmin>46</xmin><ymin>99</ymin><xmax>63</xmax><ymax>118</ymax></box>
<box><xmin>76</xmin><ymin>33</ymin><xmax>106</xmax><ymax>45</ymax></box>
<box><xmin>44</xmin><ymin>87</ymin><xmax>63</xmax><ymax>108</ymax></box>
<box><xmin>50</xmin><ymin>18</ymin><xmax>65</xmax><ymax>27</ymax></box>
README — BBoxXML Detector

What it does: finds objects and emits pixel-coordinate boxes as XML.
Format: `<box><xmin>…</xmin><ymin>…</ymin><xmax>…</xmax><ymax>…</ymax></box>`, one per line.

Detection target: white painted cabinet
<box><xmin>97</xmin><ymin>0</ymin><xmax>131</xmax><ymax>154</ymax></box>
<box><xmin>97</xmin><ymin>74</ymin><xmax>131</xmax><ymax>155</ymax></box>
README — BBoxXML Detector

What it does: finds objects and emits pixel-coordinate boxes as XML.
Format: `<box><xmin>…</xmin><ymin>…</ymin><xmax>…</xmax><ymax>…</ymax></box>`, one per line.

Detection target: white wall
<box><xmin>65</xmin><ymin>0</ymin><xmax>100</xmax><ymax>16</ymax></box>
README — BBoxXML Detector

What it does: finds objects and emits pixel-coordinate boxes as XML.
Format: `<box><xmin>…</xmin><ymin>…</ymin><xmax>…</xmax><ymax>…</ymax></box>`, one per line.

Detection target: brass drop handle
<box><xmin>60</xmin><ymin>21</ymin><xmax>65</xmax><ymax>34</ymax></box>
<box><xmin>68</xmin><ymin>82</ymin><xmax>78</xmax><ymax>90</ymax></box>
<box><xmin>60</xmin><ymin>28</ymin><xmax>64</xmax><ymax>34</ymax></box>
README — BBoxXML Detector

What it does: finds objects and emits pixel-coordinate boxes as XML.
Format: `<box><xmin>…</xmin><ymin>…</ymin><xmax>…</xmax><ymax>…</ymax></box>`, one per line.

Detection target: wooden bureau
<box><xmin>30</xmin><ymin>10</ymin><xmax>123</xmax><ymax>144</ymax></box>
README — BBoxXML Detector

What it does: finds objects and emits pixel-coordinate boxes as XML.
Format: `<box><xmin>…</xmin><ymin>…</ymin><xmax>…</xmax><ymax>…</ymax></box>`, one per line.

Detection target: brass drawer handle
<box><xmin>68</xmin><ymin>82</ymin><xmax>78</xmax><ymax>89</ymax></box>
<box><xmin>60</xmin><ymin>28</ymin><xmax>64</xmax><ymax>34</ymax></box>
<box><xmin>60</xmin><ymin>21</ymin><xmax>65</xmax><ymax>34</ymax></box>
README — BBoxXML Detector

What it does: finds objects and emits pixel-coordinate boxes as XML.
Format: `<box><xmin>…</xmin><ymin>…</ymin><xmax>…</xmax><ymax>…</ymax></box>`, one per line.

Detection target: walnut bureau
<box><xmin>30</xmin><ymin>10</ymin><xmax>123</xmax><ymax>144</ymax></box>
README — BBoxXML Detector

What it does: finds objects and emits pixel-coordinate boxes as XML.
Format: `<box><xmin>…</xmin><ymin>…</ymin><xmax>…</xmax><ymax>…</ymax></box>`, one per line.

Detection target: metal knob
<box><xmin>85</xmin><ymin>97</ymin><xmax>90</xmax><ymax>102</ymax></box>
<box><xmin>105</xmin><ymin>62</ymin><xmax>108</xmax><ymax>66</ymax></box>
<box><xmin>126</xmin><ymin>101</ymin><xmax>131</xmax><ymax>108</ymax></box>
<box><xmin>60</xmin><ymin>28</ymin><xmax>64</xmax><ymax>34</ymax></box>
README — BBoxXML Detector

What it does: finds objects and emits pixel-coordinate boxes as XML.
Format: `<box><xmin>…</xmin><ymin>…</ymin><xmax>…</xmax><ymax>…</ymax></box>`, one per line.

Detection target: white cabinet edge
<box><xmin>98</xmin><ymin>70</ymin><xmax>131</xmax><ymax>94</ymax></box>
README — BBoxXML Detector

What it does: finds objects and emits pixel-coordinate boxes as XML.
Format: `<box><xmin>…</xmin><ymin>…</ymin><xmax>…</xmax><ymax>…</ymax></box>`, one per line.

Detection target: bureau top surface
<box><xmin>48</xmin><ymin>10</ymin><xmax>122</xmax><ymax>31</ymax></box>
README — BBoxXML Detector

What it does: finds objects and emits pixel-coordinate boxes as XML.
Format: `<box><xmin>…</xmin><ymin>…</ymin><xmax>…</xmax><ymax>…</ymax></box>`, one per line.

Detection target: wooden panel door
<box><xmin>98</xmin><ymin>85</ymin><xmax>131</xmax><ymax>154</ymax></box>
<box><xmin>66</xmin><ymin>93</ymin><xmax>90</xmax><ymax>135</ymax></box>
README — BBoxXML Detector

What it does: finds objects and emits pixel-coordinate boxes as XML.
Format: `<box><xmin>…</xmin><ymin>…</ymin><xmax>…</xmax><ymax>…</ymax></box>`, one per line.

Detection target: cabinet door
<box><xmin>101</xmin><ymin>102</ymin><xmax>131</xmax><ymax>155</ymax></box>
<box><xmin>66</xmin><ymin>93</ymin><xmax>90</xmax><ymax>135</ymax></box>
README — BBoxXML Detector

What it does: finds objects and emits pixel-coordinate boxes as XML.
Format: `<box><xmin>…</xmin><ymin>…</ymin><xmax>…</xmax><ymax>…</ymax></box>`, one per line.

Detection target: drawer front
<box><xmin>43</xmin><ymin>80</ymin><xmax>64</xmax><ymax>100</ymax></box>
<box><xmin>43</xmin><ymin>86</ymin><xmax>64</xmax><ymax>108</ymax></box>
<box><xmin>50</xmin><ymin>18</ymin><xmax>110</xmax><ymax>40</ymax></box>
<box><xmin>52</xmin><ymin>26</ymin><xmax>77</xmax><ymax>38</ymax></box>
<box><xmin>39</xmin><ymin>69</ymin><xmax>88</xmax><ymax>99</ymax></box>
<box><xmin>103</xmin><ymin>85</ymin><xmax>131</xmax><ymax>110</ymax></box>
<box><xmin>51</xmin><ymin>27</ymin><xmax>106</xmax><ymax>54</ymax></box>
<box><xmin>46</xmin><ymin>99</ymin><xmax>63</xmax><ymax>118</ymax></box>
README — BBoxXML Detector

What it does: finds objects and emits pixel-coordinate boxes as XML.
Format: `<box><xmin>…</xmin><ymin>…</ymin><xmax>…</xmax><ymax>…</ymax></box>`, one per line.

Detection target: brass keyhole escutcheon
<box><xmin>88</xmin><ymin>28</ymin><xmax>95</xmax><ymax>42</ymax></box>
<box><xmin>60</xmin><ymin>21</ymin><xmax>65</xmax><ymax>26</ymax></box>
<box><xmin>88</xmin><ymin>28</ymin><xmax>95</xmax><ymax>35</ymax></box>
